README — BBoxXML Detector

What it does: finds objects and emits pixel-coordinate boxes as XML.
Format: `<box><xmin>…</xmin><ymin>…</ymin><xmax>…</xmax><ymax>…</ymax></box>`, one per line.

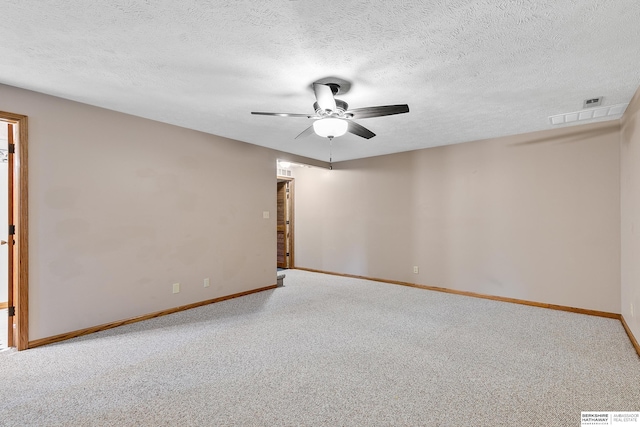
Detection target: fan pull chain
<box><xmin>328</xmin><ymin>136</ymin><xmax>333</xmax><ymax>170</ymax></box>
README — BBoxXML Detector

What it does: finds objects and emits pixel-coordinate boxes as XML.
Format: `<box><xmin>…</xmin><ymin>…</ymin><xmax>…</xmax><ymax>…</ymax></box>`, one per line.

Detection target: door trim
<box><xmin>1</xmin><ymin>111</ymin><xmax>28</xmax><ymax>351</ymax></box>
<box><xmin>287</xmin><ymin>179</ymin><xmax>295</xmax><ymax>268</ymax></box>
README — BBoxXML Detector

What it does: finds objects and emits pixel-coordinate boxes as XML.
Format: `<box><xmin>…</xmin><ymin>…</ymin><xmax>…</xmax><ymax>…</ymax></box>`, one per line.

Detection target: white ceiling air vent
<box><xmin>583</xmin><ymin>97</ymin><xmax>603</xmax><ymax>108</ymax></box>
<box><xmin>277</xmin><ymin>168</ymin><xmax>292</xmax><ymax>177</ymax></box>
<box><xmin>549</xmin><ymin>103</ymin><xmax>629</xmax><ymax>125</ymax></box>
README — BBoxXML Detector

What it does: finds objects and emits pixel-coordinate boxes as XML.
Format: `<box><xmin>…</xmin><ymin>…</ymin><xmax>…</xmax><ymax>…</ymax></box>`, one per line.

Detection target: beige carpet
<box><xmin>0</xmin><ymin>269</ymin><xmax>638</xmax><ymax>426</ymax></box>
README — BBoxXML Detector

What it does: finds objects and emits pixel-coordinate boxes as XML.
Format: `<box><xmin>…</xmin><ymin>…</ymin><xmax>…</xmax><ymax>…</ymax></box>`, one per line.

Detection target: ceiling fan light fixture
<box><xmin>313</xmin><ymin>118</ymin><xmax>348</xmax><ymax>138</ymax></box>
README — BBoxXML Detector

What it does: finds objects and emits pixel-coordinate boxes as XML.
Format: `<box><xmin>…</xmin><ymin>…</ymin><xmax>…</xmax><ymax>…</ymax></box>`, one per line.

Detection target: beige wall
<box><xmin>1</xmin><ymin>80</ymin><xmax>632</xmax><ymax>341</ymax></box>
<box><xmin>621</xmin><ymin>85</ymin><xmax>640</xmax><ymax>341</ymax></box>
<box><xmin>1</xmin><ymin>84</ymin><xmax>279</xmax><ymax>340</ymax></box>
<box><xmin>293</xmin><ymin>121</ymin><xmax>621</xmax><ymax>313</ymax></box>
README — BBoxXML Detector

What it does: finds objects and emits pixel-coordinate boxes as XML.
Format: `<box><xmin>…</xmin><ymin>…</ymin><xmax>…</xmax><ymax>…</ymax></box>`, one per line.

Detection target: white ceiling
<box><xmin>1</xmin><ymin>0</ymin><xmax>640</xmax><ymax>162</ymax></box>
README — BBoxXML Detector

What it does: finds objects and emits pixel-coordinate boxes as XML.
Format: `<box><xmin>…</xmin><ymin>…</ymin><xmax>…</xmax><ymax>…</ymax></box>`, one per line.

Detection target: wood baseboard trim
<box><xmin>620</xmin><ymin>315</ymin><xmax>640</xmax><ymax>357</ymax></box>
<box><xmin>27</xmin><ymin>284</ymin><xmax>278</xmax><ymax>349</ymax></box>
<box><xmin>294</xmin><ymin>267</ymin><xmax>621</xmax><ymax>320</ymax></box>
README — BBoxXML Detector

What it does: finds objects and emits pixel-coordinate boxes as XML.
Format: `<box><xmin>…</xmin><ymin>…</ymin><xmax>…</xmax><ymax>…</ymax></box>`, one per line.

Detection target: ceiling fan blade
<box><xmin>346</xmin><ymin>104</ymin><xmax>409</xmax><ymax>119</ymax></box>
<box><xmin>295</xmin><ymin>124</ymin><xmax>316</xmax><ymax>139</ymax></box>
<box><xmin>347</xmin><ymin>121</ymin><xmax>376</xmax><ymax>139</ymax></box>
<box><xmin>313</xmin><ymin>83</ymin><xmax>336</xmax><ymax>112</ymax></box>
<box><xmin>251</xmin><ymin>111</ymin><xmax>314</xmax><ymax>118</ymax></box>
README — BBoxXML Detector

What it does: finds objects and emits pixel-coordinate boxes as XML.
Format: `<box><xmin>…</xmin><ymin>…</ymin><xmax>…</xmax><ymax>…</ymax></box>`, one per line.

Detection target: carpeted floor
<box><xmin>0</xmin><ymin>269</ymin><xmax>638</xmax><ymax>426</ymax></box>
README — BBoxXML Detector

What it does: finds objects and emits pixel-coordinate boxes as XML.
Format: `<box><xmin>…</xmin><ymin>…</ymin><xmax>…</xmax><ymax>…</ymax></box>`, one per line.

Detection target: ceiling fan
<box><xmin>251</xmin><ymin>80</ymin><xmax>409</xmax><ymax>140</ymax></box>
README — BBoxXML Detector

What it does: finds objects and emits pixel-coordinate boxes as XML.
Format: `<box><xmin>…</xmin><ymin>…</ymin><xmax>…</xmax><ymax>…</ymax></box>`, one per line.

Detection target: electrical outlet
<box><xmin>204</xmin><ymin>278</ymin><xmax>210</xmax><ymax>288</ymax></box>
<box><xmin>263</xmin><ymin>211</ymin><xmax>270</xmax><ymax>219</ymax></box>
<box><xmin>413</xmin><ymin>266</ymin><xmax>419</xmax><ymax>274</ymax></box>
<box><xmin>172</xmin><ymin>283</ymin><xmax>180</xmax><ymax>294</ymax></box>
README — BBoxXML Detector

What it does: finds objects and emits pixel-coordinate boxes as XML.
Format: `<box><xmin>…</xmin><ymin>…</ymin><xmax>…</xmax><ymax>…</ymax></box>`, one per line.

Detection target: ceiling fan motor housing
<box><xmin>314</xmin><ymin>99</ymin><xmax>349</xmax><ymax>117</ymax></box>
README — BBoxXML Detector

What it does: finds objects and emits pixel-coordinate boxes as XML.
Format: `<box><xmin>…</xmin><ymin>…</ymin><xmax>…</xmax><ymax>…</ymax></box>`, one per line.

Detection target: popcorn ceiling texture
<box><xmin>1</xmin><ymin>0</ymin><xmax>640</xmax><ymax>161</ymax></box>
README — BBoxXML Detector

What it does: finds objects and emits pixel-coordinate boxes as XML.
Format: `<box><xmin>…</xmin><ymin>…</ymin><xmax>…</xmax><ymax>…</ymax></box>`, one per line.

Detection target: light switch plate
<box><xmin>263</xmin><ymin>211</ymin><xmax>270</xmax><ymax>219</ymax></box>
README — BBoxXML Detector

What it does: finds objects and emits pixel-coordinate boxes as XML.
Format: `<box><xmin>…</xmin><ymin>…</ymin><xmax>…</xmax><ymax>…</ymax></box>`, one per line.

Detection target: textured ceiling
<box><xmin>1</xmin><ymin>0</ymin><xmax>640</xmax><ymax>162</ymax></box>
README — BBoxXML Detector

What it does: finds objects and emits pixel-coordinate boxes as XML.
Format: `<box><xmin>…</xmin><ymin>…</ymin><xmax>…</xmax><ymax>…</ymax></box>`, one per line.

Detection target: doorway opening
<box><xmin>0</xmin><ymin>111</ymin><xmax>28</xmax><ymax>351</ymax></box>
<box><xmin>276</xmin><ymin>177</ymin><xmax>294</xmax><ymax>270</ymax></box>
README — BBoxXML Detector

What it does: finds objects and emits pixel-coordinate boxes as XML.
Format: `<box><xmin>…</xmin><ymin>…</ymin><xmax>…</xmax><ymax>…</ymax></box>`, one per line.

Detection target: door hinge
<box><xmin>286</xmin><ymin>252</ymin><xmax>290</xmax><ymax>257</ymax></box>
<box><xmin>8</xmin><ymin>306</ymin><xmax>15</xmax><ymax>317</ymax></box>
<box><xmin>8</xmin><ymin>144</ymin><xmax>15</xmax><ymax>154</ymax></box>
<box><xmin>9</xmin><ymin>225</ymin><xmax>15</xmax><ymax>235</ymax></box>
<box><xmin>286</xmin><ymin>188</ymin><xmax>289</xmax><ymax>193</ymax></box>
<box><xmin>286</xmin><ymin>220</ymin><xmax>290</xmax><ymax>224</ymax></box>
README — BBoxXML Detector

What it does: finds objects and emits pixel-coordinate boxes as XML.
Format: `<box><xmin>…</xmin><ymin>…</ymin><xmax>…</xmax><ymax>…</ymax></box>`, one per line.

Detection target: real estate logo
<box><xmin>581</xmin><ymin>412</ymin><xmax>640</xmax><ymax>426</ymax></box>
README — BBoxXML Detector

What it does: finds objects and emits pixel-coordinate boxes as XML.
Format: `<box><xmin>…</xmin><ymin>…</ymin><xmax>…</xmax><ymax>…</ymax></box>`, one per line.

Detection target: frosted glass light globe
<box><xmin>313</xmin><ymin>118</ymin><xmax>348</xmax><ymax>138</ymax></box>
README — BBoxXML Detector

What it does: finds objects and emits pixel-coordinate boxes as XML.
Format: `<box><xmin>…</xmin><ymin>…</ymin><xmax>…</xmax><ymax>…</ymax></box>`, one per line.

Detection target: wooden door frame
<box><xmin>1</xmin><ymin>111</ymin><xmax>28</xmax><ymax>351</ymax></box>
<box><xmin>276</xmin><ymin>176</ymin><xmax>295</xmax><ymax>268</ymax></box>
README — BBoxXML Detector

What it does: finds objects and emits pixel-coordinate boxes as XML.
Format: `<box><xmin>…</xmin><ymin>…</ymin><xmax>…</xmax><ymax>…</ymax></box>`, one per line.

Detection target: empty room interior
<box><xmin>1</xmin><ymin>1</ymin><xmax>640</xmax><ymax>426</ymax></box>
